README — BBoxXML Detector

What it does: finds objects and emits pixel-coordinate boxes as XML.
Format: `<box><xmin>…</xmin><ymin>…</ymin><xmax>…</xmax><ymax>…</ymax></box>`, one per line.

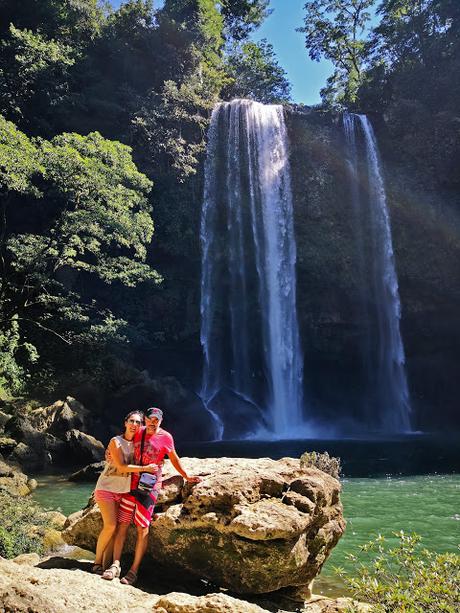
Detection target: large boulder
<box><xmin>0</xmin><ymin>557</ymin><xmax>160</xmax><ymax>613</ymax></box>
<box><xmin>4</xmin><ymin>413</ymin><xmax>39</xmax><ymax>444</ymax></box>
<box><xmin>63</xmin><ymin>457</ymin><xmax>345</xmax><ymax>595</ymax></box>
<box><xmin>0</xmin><ymin>435</ymin><xmax>17</xmax><ymax>456</ymax></box>
<box><xmin>154</xmin><ymin>593</ymin><xmax>369</xmax><ymax>613</ymax></box>
<box><xmin>7</xmin><ymin>441</ymin><xmax>45</xmax><ymax>472</ymax></box>
<box><xmin>3</xmin><ymin>414</ymin><xmax>60</xmax><ymax>471</ymax></box>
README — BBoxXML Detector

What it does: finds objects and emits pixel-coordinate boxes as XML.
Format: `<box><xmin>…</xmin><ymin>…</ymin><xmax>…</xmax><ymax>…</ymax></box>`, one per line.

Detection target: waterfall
<box><xmin>200</xmin><ymin>99</ymin><xmax>304</xmax><ymax>439</ymax></box>
<box><xmin>344</xmin><ymin>113</ymin><xmax>412</xmax><ymax>432</ymax></box>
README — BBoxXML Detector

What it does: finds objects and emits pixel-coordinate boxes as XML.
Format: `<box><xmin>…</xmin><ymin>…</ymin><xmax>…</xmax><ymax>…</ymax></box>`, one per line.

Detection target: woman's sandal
<box><xmin>91</xmin><ymin>563</ymin><xmax>104</xmax><ymax>575</ymax></box>
<box><xmin>101</xmin><ymin>563</ymin><xmax>121</xmax><ymax>581</ymax></box>
<box><xmin>120</xmin><ymin>569</ymin><xmax>137</xmax><ymax>586</ymax></box>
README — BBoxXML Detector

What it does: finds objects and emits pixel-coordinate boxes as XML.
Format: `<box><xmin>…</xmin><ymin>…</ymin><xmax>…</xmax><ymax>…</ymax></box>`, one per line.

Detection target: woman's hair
<box><xmin>123</xmin><ymin>410</ymin><xmax>144</xmax><ymax>426</ymax></box>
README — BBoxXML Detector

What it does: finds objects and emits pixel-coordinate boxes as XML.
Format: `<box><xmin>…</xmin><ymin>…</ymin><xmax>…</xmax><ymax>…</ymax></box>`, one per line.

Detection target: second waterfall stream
<box><xmin>343</xmin><ymin>113</ymin><xmax>412</xmax><ymax>432</ymax></box>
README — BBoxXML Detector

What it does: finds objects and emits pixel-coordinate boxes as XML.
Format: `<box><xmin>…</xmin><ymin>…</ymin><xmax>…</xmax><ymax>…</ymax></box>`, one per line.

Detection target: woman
<box><xmin>91</xmin><ymin>411</ymin><xmax>159</xmax><ymax>575</ymax></box>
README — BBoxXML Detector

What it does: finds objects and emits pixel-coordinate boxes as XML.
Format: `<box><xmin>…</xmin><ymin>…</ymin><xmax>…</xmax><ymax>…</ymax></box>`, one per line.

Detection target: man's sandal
<box><xmin>101</xmin><ymin>563</ymin><xmax>121</xmax><ymax>580</ymax></box>
<box><xmin>91</xmin><ymin>563</ymin><xmax>103</xmax><ymax>575</ymax></box>
<box><xmin>120</xmin><ymin>569</ymin><xmax>137</xmax><ymax>586</ymax></box>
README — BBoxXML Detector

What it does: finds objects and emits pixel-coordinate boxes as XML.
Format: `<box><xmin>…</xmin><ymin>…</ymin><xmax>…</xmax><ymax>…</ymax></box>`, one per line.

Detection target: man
<box><xmin>104</xmin><ymin>407</ymin><xmax>201</xmax><ymax>585</ymax></box>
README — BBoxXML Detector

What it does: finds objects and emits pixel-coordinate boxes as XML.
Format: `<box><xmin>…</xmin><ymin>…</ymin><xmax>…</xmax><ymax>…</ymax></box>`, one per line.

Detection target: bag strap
<box><xmin>139</xmin><ymin>428</ymin><xmax>147</xmax><ymax>467</ymax></box>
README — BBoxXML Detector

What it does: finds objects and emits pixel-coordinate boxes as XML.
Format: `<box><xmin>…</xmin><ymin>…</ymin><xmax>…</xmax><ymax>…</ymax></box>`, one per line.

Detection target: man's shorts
<box><xmin>117</xmin><ymin>491</ymin><xmax>158</xmax><ymax>528</ymax></box>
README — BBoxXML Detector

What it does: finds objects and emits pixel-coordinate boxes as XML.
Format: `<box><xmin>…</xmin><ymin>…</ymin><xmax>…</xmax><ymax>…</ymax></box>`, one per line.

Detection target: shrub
<box><xmin>0</xmin><ymin>490</ymin><xmax>53</xmax><ymax>558</ymax></box>
<box><xmin>337</xmin><ymin>532</ymin><xmax>460</xmax><ymax>613</ymax></box>
<box><xmin>300</xmin><ymin>450</ymin><xmax>341</xmax><ymax>479</ymax></box>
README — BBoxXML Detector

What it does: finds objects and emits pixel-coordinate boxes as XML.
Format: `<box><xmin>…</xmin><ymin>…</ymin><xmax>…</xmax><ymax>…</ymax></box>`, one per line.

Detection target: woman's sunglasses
<box><xmin>127</xmin><ymin>418</ymin><xmax>142</xmax><ymax>425</ymax></box>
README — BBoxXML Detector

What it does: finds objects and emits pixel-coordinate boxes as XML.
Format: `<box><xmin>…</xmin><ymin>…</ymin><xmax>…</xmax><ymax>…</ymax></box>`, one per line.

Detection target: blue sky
<box><xmin>109</xmin><ymin>1</ymin><xmax>334</xmax><ymax>105</ymax></box>
<box><xmin>254</xmin><ymin>0</ymin><xmax>333</xmax><ymax>105</ymax></box>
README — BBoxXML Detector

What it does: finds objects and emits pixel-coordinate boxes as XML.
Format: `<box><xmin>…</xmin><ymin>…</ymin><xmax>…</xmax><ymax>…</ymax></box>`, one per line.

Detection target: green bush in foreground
<box><xmin>337</xmin><ymin>532</ymin><xmax>460</xmax><ymax>613</ymax></box>
<box><xmin>0</xmin><ymin>490</ymin><xmax>52</xmax><ymax>558</ymax></box>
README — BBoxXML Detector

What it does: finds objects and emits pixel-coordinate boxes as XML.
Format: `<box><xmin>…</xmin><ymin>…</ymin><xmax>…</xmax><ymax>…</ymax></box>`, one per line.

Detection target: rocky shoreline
<box><xmin>0</xmin><ymin>556</ymin><xmax>369</xmax><ymax>612</ymax></box>
<box><xmin>0</xmin><ymin>396</ymin><xmax>371</xmax><ymax>611</ymax></box>
<box><xmin>0</xmin><ymin>397</ymin><xmax>104</xmax><ymax>474</ymax></box>
<box><xmin>0</xmin><ymin>454</ymin><xmax>368</xmax><ymax>612</ymax></box>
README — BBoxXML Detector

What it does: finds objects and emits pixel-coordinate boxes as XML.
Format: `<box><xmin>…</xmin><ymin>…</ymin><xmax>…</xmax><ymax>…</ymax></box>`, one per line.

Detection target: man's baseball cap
<box><xmin>146</xmin><ymin>407</ymin><xmax>163</xmax><ymax>420</ymax></box>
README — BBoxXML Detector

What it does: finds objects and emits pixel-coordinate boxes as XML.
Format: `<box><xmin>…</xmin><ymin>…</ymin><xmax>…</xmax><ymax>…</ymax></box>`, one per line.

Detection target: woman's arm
<box><xmin>107</xmin><ymin>439</ymin><xmax>158</xmax><ymax>473</ymax></box>
<box><xmin>168</xmin><ymin>449</ymin><xmax>201</xmax><ymax>483</ymax></box>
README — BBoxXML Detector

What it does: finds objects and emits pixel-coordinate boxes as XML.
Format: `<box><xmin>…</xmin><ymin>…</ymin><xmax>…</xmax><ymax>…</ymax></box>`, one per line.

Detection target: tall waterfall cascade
<box><xmin>343</xmin><ymin>113</ymin><xmax>412</xmax><ymax>432</ymax></box>
<box><xmin>200</xmin><ymin>99</ymin><xmax>305</xmax><ymax>439</ymax></box>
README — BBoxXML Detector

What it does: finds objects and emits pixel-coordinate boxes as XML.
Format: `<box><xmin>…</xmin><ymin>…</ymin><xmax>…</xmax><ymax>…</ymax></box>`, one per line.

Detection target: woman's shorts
<box><xmin>117</xmin><ymin>492</ymin><xmax>158</xmax><ymax>528</ymax></box>
<box><xmin>94</xmin><ymin>489</ymin><xmax>124</xmax><ymax>504</ymax></box>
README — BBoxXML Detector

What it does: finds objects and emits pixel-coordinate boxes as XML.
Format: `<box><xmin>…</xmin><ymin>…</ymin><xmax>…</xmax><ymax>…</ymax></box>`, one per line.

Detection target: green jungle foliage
<box><xmin>300</xmin><ymin>0</ymin><xmax>460</xmax><ymax>186</ymax></box>
<box><xmin>0</xmin><ymin>490</ymin><xmax>53</xmax><ymax>558</ymax></box>
<box><xmin>224</xmin><ymin>39</ymin><xmax>292</xmax><ymax>103</ymax></box>
<box><xmin>0</xmin><ymin>114</ymin><xmax>158</xmax><ymax>392</ymax></box>
<box><xmin>0</xmin><ymin>0</ymin><xmax>287</xmax><ymax>397</ymax></box>
<box><xmin>298</xmin><ymin>0</ymin><xmax>374</xmax><ymax>105</ymax></box>
<box><xmin>1</xmin><ymin>0</ymin><xmax>458</xmax><ymax>398</ymax></box>
<box><xmin>338</xmin><ymin>532</ymin><xmax>460</xmax><ymax>612</ymax></box>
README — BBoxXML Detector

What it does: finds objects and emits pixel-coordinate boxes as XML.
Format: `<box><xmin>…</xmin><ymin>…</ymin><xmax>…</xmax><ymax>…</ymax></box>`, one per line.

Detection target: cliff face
<box><xmin>286</xmin><ymin>107</ymin><xmax>460</xmax><ymax>431</ymax></box>
<box><xmin>69</xmin><ymin>106</ymin><xmax>460</xmax><ymax>436</ymax></box>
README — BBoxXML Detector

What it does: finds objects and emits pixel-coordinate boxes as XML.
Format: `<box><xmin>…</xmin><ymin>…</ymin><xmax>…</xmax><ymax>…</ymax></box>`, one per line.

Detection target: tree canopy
<box><xmin>298</xmin><ymin>0</ymin><xmax>374</xmax><ymax>105</ymax></box>
<box><xmin>0</xmin><ymin>0</ymin><xmax>286</xmax><ymax>396</ymax></box>
<box><xmin>299</xmin><ymin>0</ymin><xmax>460</xmax><ymax>186</ymax></box>
<box><xmin>224</xmin><ymin>39</ymin><xmax>291</xmax><ymax>103</ymax></box>
<box><xmin>0</xmin><ymin>115</ymin><xmax>159</xmax><ymax>392</ymax></box>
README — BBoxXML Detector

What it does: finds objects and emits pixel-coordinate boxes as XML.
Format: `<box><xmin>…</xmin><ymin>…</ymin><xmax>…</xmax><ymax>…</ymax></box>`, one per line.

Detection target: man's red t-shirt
<box><xmin>130</xmin><ymin>426</ymin><xmax>175</xmax><ymax>491</ymax></box>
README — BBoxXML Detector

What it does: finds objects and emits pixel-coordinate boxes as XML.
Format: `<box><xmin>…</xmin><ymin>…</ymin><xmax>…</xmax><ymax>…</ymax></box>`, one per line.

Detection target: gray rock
<box><xmin>8</xmin><ymin>441</ymin><xmax>44</xmax><ymax>472</ymax></box>
<box><xmin>207</xmin><ymin>388</ymin><xmax>267</xmax><ymax>439</ymax></box>
<box><xmin>0</xmin><ymin>435</ymin><xmax>17</xmax><ymax>455</ymax></box>
<box><xmin>12</xmin><ymin>553</ymin><xmax>40</xmax><ymax>566</ymax></box>
<box><xmin>69</xmin><ymin>461</ymin><xmax>105</xmax><ymax>482</ymax></box>
<box><xmin>44</xmin><ymin>511</ymin><xmax>67</xmax><ymax>530</ymax></box>
<box><xmin>0</xmin><ymin>458</ymin><xmax>32</xmax><ymax>496</ymax></box>
<box><xmin>4</xmin><ymin>414</ymin><xmax>37</xmax><ymax>443</ymax></box>
<box><xmin>4</xmin><ymin>426</ymin><xmax>61</xmax><ymax>472</ymax></box>
<box><xmin>64</xmin><ymin>429</ymin><xmax>105</xmax><ymax>464</ymax></box>
<box><xmin>29</xmin><ymin>397</ymin><xmax>89</xmax><ymax>437</ymax></box>
<box><xmin>152</xmin><ymin>593</ymin><xmax>268</xmax><ymax>612</ymax></box>
<box><xmin>3</xmin><ymin>399</ymin><xmax>103</xmax><ymax>471</ymax></box>
<box><xmin>0</xmin><ymin>410</ymin><xmax>11</xmax><ymax>428</ymax></box>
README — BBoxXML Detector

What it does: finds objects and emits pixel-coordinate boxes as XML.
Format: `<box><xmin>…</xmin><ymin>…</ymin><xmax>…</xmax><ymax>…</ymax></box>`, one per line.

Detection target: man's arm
<box><xmin>168</xmin><ymin>449</ymin><xmax>201</xmax><ymax>483</ymax></box>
